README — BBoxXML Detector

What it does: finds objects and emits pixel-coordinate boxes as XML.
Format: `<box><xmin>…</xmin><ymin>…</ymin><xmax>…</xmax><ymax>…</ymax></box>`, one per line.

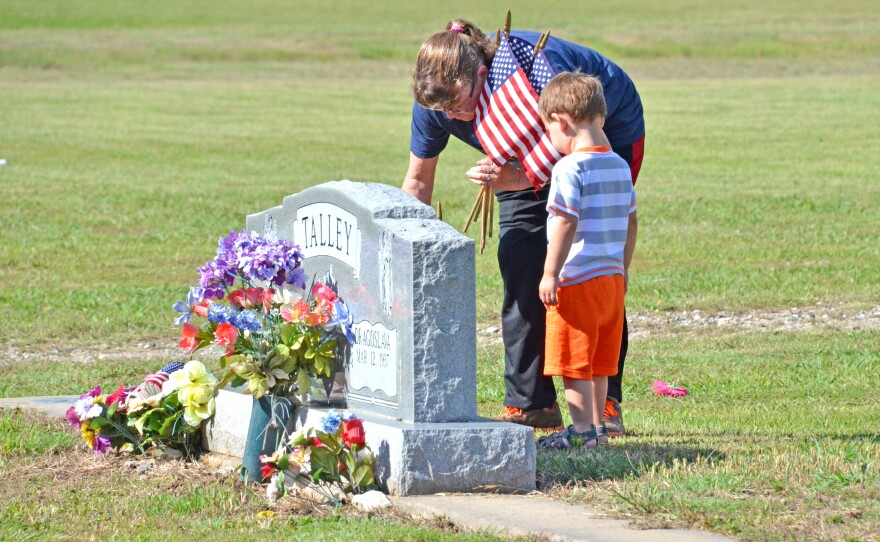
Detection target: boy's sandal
<box><xmin>596</xmin><ymin>422</ymin><xmax>610</xmax><ymax>445</ymax></box>
<box><xmin>537</xmin><ymin>425</ymin><xmax>599</xmax><ymax>450</ymax></box>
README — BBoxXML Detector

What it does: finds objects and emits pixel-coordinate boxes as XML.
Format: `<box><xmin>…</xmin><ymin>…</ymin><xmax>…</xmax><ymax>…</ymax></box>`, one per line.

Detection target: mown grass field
<box><xmin>1</xmin><ymin>1</ymin><xmax>878</xmax><ymax>540</ymax></box>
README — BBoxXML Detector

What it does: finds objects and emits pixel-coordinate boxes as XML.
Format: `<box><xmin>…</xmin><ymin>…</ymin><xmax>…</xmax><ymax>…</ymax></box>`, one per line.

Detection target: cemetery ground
<box><xmin>1</xmin><ymin>0</ymin><xmax>878</xmax><ymax>540</ymax></box>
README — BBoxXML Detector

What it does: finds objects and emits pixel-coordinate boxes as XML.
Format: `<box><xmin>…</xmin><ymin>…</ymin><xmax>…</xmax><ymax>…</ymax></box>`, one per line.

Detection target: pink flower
<box><xmin>214</xmin><ymin>322</ymin><xmax>239</xmax><ymax>356</ymax></box>
<box><xmin>228</xmin><ymin>287</ymin><xmax>274</xmax><ymax>313</ymax></box>
<box><xmin>179</xmin><ymin>323</ymin><xmax>200</xmax><ymax>353</ymax></box>
<box><xmin>652</xmin><ymin>380</ymin><xmax>688</xmax><ymax>398</ymax></box>
<box><xmin>311</xmin><ymin>282</ymin><xmax>338</xmax><ymax>305</ymax></box>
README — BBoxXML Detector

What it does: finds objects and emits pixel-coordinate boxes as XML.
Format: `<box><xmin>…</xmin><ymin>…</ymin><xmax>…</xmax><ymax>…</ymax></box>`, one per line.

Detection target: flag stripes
<box><xmin>474</xmin><ymin>34</ymin><xmax>561</xmax><ymax>189</ymax></box>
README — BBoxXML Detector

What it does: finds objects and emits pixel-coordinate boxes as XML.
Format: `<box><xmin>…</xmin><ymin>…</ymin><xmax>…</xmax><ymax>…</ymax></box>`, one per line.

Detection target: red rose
<box><xmin>341</xmin><ymin>419</ymin><xmax>366</xmax><ymax>448</ymax></box>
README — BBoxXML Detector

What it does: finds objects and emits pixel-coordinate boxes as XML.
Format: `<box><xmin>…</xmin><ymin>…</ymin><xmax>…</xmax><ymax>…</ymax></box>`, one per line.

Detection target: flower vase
<box><xmin>240</xmin><ymin>394</ymin><xmax>294</xmax><ymax>482</ymax></box>
<box><xmin>302</xmin><ymin>342</ymin><xmax>349</xmax><ymax>407</ymax></box>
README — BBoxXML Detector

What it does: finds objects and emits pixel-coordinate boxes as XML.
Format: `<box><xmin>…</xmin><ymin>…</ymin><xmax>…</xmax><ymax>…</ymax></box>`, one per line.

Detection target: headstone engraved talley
<box><xmin>204</xmin><ymin>180</ymin><xmax>535</xmax><ymax>495</ymax></box>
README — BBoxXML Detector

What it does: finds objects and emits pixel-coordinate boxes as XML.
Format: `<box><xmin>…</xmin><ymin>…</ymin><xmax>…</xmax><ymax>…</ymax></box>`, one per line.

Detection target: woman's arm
<box><xmin>402</xmin><ymin>152</ymin><xmax>440</xmax><ymax>205</ymax></box>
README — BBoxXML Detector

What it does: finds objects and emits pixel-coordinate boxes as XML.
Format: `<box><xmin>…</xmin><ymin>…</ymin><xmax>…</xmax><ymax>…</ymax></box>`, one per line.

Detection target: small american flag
<box><xmin>475</xmin><ymin>34</ymin><xmax>561</xmax><ymax>189</ymax></box>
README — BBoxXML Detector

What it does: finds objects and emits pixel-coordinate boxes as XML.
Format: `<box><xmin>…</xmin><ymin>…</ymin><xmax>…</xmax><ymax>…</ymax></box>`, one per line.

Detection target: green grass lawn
<box><xmin>1</xmin><ymin>0</ymin><xmax>878</xmax><ymax>540</ymax></box>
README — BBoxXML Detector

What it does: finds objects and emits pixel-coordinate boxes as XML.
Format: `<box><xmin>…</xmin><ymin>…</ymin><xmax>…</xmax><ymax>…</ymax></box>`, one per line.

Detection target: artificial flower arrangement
<box><xmin>174</xmin><ymin>230</ymin><xmax>355</xmax><ymax>400</ymax></box>
<box><xmin>261</xmin><ymin>409</ymin><xmax>376</xmax><ymax>503</ymax></box>
<box><xmin>66</xmin><ymin>360</ymin><xmax>217</xmax><ymax>456</ymax></box>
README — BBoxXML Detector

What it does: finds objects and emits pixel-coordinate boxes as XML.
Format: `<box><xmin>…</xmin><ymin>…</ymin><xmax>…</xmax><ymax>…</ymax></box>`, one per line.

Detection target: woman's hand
<box><xmin>465</xmin><ymin>158</ymin><xmax>533</xmax><ymax>192</ymax></box>
<box><xmin>466</xmin><ymin>157</ymin><xmax>500</xmax><ymax>187</ymax></box>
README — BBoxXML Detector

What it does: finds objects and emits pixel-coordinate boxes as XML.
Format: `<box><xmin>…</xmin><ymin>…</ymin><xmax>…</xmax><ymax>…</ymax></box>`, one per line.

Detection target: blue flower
<box><xmin>341</xmin><ymin>410</ymin><xmax>359</xmax><ymax>422</ymax></box>
<box><xmin>325</xmin><ymin>300</ymin><xmax>355</xmax><ymax>343</ymax></box>
<box><xmin>207</xmin><ymin>304</ymin><xmax>234</xmax><ymax>324</ymax></box>
<box><xmin>232</xmin><ymin>310</ymin><xmax>262</xmax><ymax>332</ymax></box>
<box><xmin>320</xmin><ymin>410</ymin><xmax>342</xmax><ymax>433</ymax></box>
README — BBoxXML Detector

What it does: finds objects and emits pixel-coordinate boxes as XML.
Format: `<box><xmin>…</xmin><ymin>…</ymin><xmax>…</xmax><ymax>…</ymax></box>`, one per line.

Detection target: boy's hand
<box><xmin>539</xmin><ymin>273</ymin><xmax>560</xmax><ymax>306</ymax></box>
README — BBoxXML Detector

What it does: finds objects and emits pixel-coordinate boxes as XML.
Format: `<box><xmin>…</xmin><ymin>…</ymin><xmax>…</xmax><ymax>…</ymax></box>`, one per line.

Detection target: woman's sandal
<box><xmin>537</xmin><ymin>424</ymin><xmax>599</xmax><ymax>450</ymax></box>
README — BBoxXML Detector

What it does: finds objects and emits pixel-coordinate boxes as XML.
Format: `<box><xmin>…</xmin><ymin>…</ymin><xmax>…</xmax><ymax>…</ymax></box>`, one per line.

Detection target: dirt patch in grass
<box><xmin>477</xmin><ymin>302</ymin><xmax>880</xmax><ymax>346</ymax></box>
<box><xmin>3</xmin><ymin>302</ymin><xmax>876</xmax><ymax>366</ymax></box>
<box><xmin>0</xmin><ymin>410</ymin><xmax>496</xmax><ymax>541</ymax></box>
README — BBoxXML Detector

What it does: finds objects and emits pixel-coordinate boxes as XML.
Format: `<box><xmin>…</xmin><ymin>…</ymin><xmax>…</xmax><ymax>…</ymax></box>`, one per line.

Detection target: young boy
<box><xmin>536</xmin><ymin>72</ymin><xmax>638</xmax><ymax>449</ymax></box>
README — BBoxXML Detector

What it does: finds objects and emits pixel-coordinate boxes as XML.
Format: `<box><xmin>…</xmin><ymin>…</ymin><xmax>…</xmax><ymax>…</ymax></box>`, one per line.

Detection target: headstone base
<box><xmin>298</xmin><ymin>407</ymin><xmax>536</xmax><ymax>496</ymax></box>
<box><xmin>202</xmin><ymin>389</ymin><xmax>536</xmax><ymax>495</ymax></box>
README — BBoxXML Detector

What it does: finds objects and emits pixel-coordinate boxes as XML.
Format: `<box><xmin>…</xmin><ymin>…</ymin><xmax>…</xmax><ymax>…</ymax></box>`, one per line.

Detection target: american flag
<box><xmin>474</xmin><ymin>34</ymin><xmax>561</xmax><ymax>189</ymax></box>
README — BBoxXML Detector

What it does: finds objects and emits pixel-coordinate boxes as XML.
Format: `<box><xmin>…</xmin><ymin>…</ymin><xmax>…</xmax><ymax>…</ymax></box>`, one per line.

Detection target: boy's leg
<box><xmin>562</xmin><ymin>376</ymin><xmax>595</xmax><ymax>435</ymax></box>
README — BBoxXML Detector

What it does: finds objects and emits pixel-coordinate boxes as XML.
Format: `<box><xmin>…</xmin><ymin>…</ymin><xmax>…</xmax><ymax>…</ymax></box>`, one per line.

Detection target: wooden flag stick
<box><xmin>435</xmin><ymin>201</ymin><xmax>443</xmax><ymax>221</ymax></box>
<box><xmin>462</xmin><ymin>188</ymin><xmax>484</xmax><ymax>232</ymax></box>
<box><xmin>480</xmin><ymin>185</ymin><xmax>489</xmax><ymax>254</ymax></box>
<box><xmin>504</xmin><ymin>10</ymin><xmax>511</xmax><ymax>39</ymax></box>
<box><xmin>488</xmin><ymin>186</ymin><xmax>494</xmax><ymax>238</ymax></box>
<box><xmin>533</xmin><ymin>31</ymin><xmax>550</xmax><ymax>54</ymax></box>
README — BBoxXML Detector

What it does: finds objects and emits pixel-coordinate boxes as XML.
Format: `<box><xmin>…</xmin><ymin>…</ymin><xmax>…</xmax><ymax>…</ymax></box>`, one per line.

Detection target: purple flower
<box><xmin>173</xmin><ymin>286</ymin><xmax>206</xmax><ymax>325</ymax></box>
<box><xmin>93</xmin><ymin>435</ymin><xmax>112</xmax><ymax>456</ymax></box>
<box><xmin>66</xmin><ymin>406</ymin><xmax>82</xmax><ymax>428</ymax></box>
<box><xmin>285</xmin><ymin>267</ymin><xmax>307</xmax><ymax>290</ymax></box>
<box><xmin>81</xmin><ymin>386</ymin><xmax>101</xmax><ymax>400</ymax></box>
<box><xmin>198</xmin><ymin>258</ymin><xmax>234</xmax><ymax>300</ymax></box>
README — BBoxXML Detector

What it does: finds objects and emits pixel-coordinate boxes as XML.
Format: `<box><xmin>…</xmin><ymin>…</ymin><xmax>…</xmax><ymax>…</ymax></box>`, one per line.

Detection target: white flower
<box><xmin>273</xmin><ymin>283</ymin><xmax>303</xmax><ymax>305</ymax></box>
<box><xmin>85</xmin><ymin>403</ymin><xmax>103</xmax><ymax>419</ymax></box>
<box><xmin>74</xmin><ymin>396</ymin><xmax>96</xmax><ymax>418</ymax></box>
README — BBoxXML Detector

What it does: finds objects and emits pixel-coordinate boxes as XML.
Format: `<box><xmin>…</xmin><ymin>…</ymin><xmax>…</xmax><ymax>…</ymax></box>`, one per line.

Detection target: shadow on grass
<box><xmin>829</xmin><ymin>432</ymin><xmax>879</xmax><ymax>444</ymax></box>
<box><xmin>536</xmin><ymin>437</ymin><xmax>724</xmax><ymax>488</ymax></box>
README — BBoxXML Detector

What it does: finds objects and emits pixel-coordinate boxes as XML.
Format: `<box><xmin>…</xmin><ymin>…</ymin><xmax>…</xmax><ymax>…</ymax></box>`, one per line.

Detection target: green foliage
<box><xmin>270</xmin><ymin>417</ymin><xmax>376</xmax><ymax>501</ymax></box>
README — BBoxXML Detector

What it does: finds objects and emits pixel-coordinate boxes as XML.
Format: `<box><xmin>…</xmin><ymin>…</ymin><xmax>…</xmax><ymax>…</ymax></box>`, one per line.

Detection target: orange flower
<box><xmin>193</xmin><ymin>299</ymin><xmax>214</xmax><ymax>318</ymax></box>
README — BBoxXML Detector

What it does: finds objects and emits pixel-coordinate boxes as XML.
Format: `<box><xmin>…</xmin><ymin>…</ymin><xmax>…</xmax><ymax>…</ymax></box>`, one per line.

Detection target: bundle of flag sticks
<box><xmin>462</xmin><ymin>11</ymin><xmax>550</xmax><ymax>254</ymax></box>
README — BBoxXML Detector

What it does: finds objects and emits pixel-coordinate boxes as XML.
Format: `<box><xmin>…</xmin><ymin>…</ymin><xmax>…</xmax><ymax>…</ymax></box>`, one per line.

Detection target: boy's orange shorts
<box><xmin>544</xmin><ymin>274</ymin><xmax>624</xmax><ymax>380</ymax></box>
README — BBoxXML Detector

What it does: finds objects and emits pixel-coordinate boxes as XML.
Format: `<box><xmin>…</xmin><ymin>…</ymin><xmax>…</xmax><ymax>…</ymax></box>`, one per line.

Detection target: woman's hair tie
<box><xmin>450</xmin><ymin>24</ymin><xmax>465</xmax><ymax>33</ymax></box>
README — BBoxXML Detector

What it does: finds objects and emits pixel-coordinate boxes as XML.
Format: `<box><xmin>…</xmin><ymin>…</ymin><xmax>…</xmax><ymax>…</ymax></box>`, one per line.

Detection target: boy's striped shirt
<box><xmin>547</xmin><ymin>148</ymin><xmax>636</xmax><ymax>286</ymax></box>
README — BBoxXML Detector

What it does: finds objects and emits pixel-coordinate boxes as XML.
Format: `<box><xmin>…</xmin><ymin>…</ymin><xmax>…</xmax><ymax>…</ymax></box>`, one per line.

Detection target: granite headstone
<box><xmin>203</xmin><ymin>180</ymin><xmax>535</xmax><ymax>494</ymax></box>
